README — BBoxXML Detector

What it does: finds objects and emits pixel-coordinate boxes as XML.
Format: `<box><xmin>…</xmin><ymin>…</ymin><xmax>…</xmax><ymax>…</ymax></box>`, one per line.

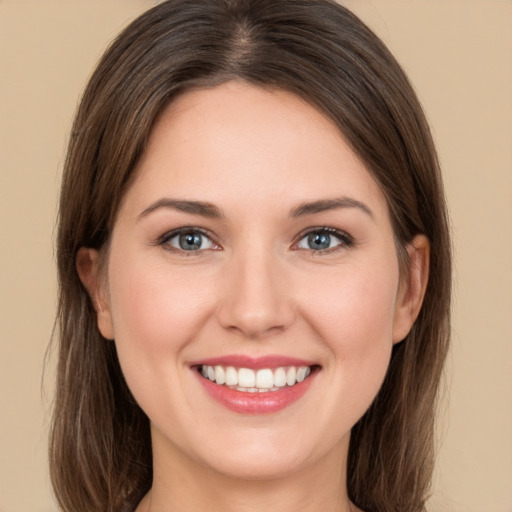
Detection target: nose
<box><xmin>216</xmin><ymin>245</ymin><xmax>295</xmax><ymax>339</ymax></box>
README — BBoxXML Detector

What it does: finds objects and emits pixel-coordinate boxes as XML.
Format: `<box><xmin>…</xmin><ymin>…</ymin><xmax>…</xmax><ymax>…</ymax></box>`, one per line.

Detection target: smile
<box><xmin>200</xmin><ymin>365</ymin><xmax>312</xmax><ymax>392</ymax></box>
<box><xmin>193</xmin><ymin>357</ymin><xmax>319</xmax><ymax>414</ymax></box>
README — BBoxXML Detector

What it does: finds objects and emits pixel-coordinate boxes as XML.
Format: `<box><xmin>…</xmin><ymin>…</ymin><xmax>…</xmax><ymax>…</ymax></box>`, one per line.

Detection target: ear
<box><xmin>76</xmin><ymin>247</ymin><xmax>115</xmax><ymax>340</ymax></box>
<box><xmin>392</xmin><ymin>234</ymin><xmax>430</xmax><ymax>344</ymax></box>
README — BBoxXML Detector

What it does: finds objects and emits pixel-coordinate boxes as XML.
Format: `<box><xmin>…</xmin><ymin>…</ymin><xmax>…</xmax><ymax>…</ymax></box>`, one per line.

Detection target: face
<box><xmin>79</xmin><ymin>81</ymin><xmax>427</xmax><ymax>482</ymax></box>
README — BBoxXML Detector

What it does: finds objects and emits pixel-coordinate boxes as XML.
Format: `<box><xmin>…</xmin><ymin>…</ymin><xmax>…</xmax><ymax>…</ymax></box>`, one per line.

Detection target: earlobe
<box><xmin>76</xmin><ymin>247</ymin><xmax>115</xmax><ymax>340</ymax></box>
<box><xmin>392</xmin><ymin>235</ymin><xmax>430</xmax><ymax>344</ymax></box>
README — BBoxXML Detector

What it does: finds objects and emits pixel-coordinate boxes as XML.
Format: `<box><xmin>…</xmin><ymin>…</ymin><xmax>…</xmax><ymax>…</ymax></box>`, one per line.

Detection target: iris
<box><xmin>179</xmin><ymin>232</ymin><xmax>203</xmax><ymax>250</ymax></box>
<box><xmin>307</xmin><ymin>232</ymin><xmax>331</xmax><ymax>250</ymax></box>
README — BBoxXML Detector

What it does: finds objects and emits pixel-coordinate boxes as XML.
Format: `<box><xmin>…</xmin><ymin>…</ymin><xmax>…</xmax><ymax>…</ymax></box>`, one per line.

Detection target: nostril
<box><xmin>216</xmin><ymin>299</ymin><xmax>295</xmax><ymax>339</ymax></box>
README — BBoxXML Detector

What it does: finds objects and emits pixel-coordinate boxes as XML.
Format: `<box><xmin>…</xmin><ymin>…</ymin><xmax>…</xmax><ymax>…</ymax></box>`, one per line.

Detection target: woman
<box><xmin>50</xmin><ymin>1</ymin><xmax>451</xmax><ymax>511</ymax></box>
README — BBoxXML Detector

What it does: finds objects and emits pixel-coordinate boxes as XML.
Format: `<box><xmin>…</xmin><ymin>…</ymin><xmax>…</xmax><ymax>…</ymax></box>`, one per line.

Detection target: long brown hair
<box><xmin>50</xmin><ymin>1</ymin><xmax>451</xmax><ymax>511</ymax></box>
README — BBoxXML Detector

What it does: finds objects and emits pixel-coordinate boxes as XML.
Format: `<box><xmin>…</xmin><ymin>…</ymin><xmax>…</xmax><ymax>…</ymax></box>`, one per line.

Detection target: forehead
<box><xmin>121</xmin><ymin>81</ymin><xmax>389</xmax><ymax>221</ymax></box>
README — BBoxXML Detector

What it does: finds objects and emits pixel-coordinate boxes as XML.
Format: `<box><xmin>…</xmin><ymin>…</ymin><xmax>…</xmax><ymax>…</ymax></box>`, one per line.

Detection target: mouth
<box><xmin>192</xmin><ymin>358</ymin><xmax>320</xmax><ymax>414</ymax></box>
<box><xmin>197</xmin><ymin>364</ymin><xmax>315</xmax><ymax>392</ymax></box>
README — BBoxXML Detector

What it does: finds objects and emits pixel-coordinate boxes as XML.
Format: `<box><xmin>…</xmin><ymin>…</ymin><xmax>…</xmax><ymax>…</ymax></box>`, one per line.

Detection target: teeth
<box><xmin>296</xmin><ymin>366</ymin><xmax>308</xmax><ymax>382</ymax></box>
<box><xmin>238</xmin><ymin>368</ymin><xmax>256</xmax><ymax>387</ymax></box>
<box><xmin>286</xmin><ymin>366</ymin><xmax>296</xmax><ymax>386</ymax></box>
<box><xmin>215</xmin><ymin>366</ymin><xmax>225</xmax><ymax>385</ymax></box>
<box><xmin>225</xmin><ymin>366</ymin><xmax>238</xmax><ymax>386</ymax></box>
<box><xmin>200</xmin><ymin>364</ymin><xmax>313</xmax><ymax>391</ymax></box>
<box><xmin>256</xmin><ymin>369</ymin><xmax>273</xmax><ymax>389</ymax></box>
<box><xmin>274</xmin><ymin>367</ymin><xmax>287</xmax><ymax>387</ymax></box>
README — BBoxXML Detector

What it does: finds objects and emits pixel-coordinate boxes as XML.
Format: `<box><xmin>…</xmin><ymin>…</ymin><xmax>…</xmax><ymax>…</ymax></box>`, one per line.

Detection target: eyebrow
<box><xmin>137</xmin><ymin>196</ymin><xmax>374</xmax><ymax>221</ymax></box>
<box><xmin>289</xmin><ymin>197</ymin><xmax>374</xmax><ymax>219</ymax></box>
<box><xmin>137</xmin><ymin>198</ymin><xmax>224</xmax><ymax>220</ymax></box>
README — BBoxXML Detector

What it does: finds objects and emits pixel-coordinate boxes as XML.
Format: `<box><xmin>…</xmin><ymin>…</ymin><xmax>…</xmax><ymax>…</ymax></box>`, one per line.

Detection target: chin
<box><xmin>181</xmin><ymin>421</ymin><xmax>349</xmax><ymax>482</ymax></box>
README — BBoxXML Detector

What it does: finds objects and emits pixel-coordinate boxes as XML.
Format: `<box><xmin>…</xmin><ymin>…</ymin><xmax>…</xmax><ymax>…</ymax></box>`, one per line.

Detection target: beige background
<box><xmin>0</xmin><ymin>1</ymin><xmax>511</xmax><ymax>511</ymax></box>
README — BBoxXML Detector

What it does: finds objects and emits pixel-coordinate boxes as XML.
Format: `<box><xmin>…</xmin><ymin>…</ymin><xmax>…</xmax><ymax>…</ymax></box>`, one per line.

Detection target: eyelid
<box><xmin>292</xmin><ymin>226</ymin><xmax>355</xmax><ymax>252</ymax></box>
<box><xmin>158</xmin><ymin>226</ymin><xmax>221</xmax><ymax>253</ymax></box>
<box><xmin>155</xmin><ymin>225</ymin><xmax>354</xmax><ymax>255</ymax></box>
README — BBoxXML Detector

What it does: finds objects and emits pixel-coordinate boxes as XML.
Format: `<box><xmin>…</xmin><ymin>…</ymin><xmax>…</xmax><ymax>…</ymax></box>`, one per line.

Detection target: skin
<box><xmin>77</xmin><ymin>81</ymin><xmax>429</xmax><ymax>512</ymax></box>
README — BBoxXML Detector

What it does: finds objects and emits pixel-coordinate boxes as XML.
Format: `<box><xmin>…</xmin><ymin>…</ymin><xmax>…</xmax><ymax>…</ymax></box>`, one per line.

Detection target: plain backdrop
<box><xmin>0</xmin><ymin>1</ymin><xmax>511</xmax><ymax>511</ymax></box>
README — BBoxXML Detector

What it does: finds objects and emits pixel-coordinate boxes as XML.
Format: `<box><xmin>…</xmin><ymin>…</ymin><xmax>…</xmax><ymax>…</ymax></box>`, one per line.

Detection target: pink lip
<box><xmin>192</xmin><ymin>356</ymin><xmax>319</xmax><ymax>415</ymax></box>
<box><xmin>190</xmin><ymin>354</ymin><xmax>317</xmax><ymax>369</ymax></box>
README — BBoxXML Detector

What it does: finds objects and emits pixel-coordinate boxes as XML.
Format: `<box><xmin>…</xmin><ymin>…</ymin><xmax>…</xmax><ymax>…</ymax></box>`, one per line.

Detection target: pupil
<box><xmin>309</xmin><ymin>233</ymin><xmax>330</xmax><ymax>250</ymax></box>
<box><xmin>179</xmin><ymin>233</ymin><xmax>201</xmax><ymax>250</ymax></box>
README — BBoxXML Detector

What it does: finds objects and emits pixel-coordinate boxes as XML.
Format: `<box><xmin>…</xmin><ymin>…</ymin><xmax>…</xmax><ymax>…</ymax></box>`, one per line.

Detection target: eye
<box><xmin>161</xmin><ymin>228</ymin><xmax>217</xmax><ymax>252</ymax></box>
<box><xmin>296</xmin><ymin>228</ymin><xmax>353</xmax><ymax>252</ymax></box>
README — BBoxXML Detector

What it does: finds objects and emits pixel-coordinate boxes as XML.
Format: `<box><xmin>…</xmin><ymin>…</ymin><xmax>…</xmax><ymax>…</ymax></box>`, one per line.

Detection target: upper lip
<box><xmin>190</xmin><ymin>354</ymin><xmax>318</xmax><ymax>370</ymax></box>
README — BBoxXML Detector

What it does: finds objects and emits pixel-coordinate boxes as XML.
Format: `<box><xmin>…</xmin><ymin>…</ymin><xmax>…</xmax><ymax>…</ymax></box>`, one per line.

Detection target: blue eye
<box><xmin>297</xmin><ymin>229</ymin><xmax>352</xmax><ymax>252</ymax></box>
<box><xmin>163</xmin><ymin>229</ymin><xmax>215</xmax><ymax>252</ymax></box>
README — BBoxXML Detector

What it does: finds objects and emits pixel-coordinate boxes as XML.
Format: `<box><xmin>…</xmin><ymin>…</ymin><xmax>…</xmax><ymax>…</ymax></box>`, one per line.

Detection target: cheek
<box><xmin>299</xmin><ymin>260</ymin><xmax>398</xmax><ymax>394</ymax></box>
<box><xmin>105</xmin><ymin>252</ymin><xmax>219</xmax><ymax>400</ymax></box>
<box><xmin>108</xmin><ymin>257</ymin><xmax>214</xmax><ymax>343</ymax></box>
<box><xmin>302</xmin><ymin>260</ymin><xmax>398</xmax><ymax>339</ymax></box>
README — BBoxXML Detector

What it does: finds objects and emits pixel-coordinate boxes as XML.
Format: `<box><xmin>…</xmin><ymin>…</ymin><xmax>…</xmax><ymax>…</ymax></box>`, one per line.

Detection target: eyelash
<box><xmin>158</xmin><ymin>227</ymin><xmax>219</xmax><ymax>256</ymax></box>
<box><xmin>157</xmin><ymin>226</ymin><xmax>355</xmax><ymax>255</ymax></box>
<box><xmin>293</xmin><ymin>227</ymin><xmax>355</xmax><ymax>253</ymax></box>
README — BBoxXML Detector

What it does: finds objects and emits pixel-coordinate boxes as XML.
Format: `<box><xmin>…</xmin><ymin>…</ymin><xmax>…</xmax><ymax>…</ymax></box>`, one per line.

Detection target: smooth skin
<box><xmin>77</xmin><ymin>81</ymin><xmax>429</xmax><ymax>512</ymax></box>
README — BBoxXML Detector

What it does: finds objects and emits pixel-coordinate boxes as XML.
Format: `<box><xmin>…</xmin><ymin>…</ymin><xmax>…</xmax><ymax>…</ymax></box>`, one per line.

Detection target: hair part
<box><xmin>51</xmin><ymin>1</ymin><xmax>451</xmax><ymax>511</ymax></box>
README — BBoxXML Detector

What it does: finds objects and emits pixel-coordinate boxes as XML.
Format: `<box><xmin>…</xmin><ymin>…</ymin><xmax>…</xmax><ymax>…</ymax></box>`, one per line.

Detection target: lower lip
<box><xmin>196</xmin><ymin>370</ymin><xmax>317</xmax><ymax>414</ymax></box>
